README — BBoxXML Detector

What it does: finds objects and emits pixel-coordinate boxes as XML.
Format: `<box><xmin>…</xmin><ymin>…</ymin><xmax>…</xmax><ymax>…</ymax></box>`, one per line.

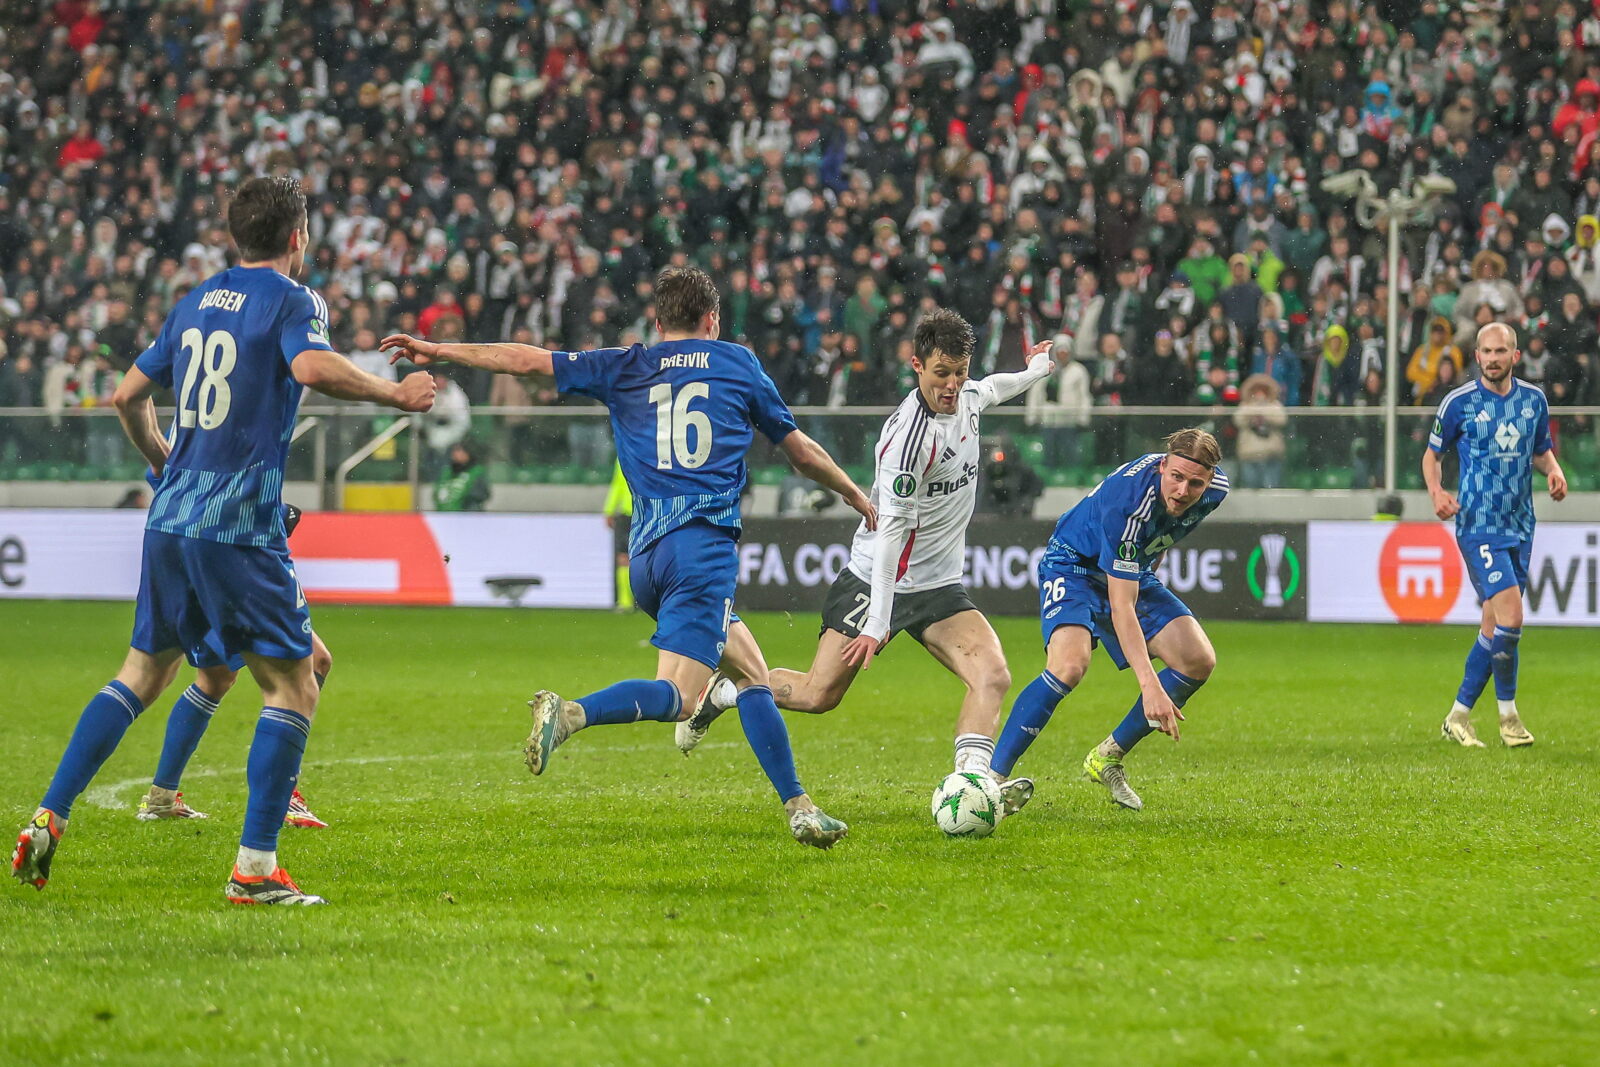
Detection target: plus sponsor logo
<box><xmin>927</xmin><ymin>462</ymin><xmax>978</xmax><ymax>498</ymax></box>
<box><xmin>1378</xmin><ymin>523</ymin><xmax>1462</xmax><ymax>623</ymax></box>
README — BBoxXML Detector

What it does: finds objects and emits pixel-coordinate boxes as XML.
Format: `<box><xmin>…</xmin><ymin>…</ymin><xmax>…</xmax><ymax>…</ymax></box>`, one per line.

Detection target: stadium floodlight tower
<box><xmin>1319</xmin><ymin>169</ymin><xmax>1456</xmax><ymax>492</ymax></box>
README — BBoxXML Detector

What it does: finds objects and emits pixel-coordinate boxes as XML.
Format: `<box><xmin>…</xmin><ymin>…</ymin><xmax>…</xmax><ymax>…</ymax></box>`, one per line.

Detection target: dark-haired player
<box><xmin>381</xmin><ymin>266</ymin><xmax>874</xmax><ymax>847</ymax></box>
<box><xmin>1426</xmin><ymin>322</ymin><xmax>1566</xmax><ymax>748</ymax></box>
<box><xmin>11</xmin><ymin>176</ymin><xmax>436</xmax><ymax>904</ymax></box>
<box><xmin>677</xmin><ymin>308</ymin><xmax>1054</xmax><ymax>818</ymax></box>
<box><xmin>135</xmin><ymin>504</ymin><xmax>328</xmax><ymax>829</ymax></box>
<box><xmin>992</xmin><ymin>429</ymin><xmax>1229</xmax><ymax>811</ymax></box>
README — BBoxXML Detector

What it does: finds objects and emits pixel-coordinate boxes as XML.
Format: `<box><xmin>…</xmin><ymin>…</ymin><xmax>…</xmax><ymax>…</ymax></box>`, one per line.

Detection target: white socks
<box><xmin>954</xmin><ymin>733</ymin><xmax>995</xmax><ymax>775</ymax></box>
<box><xmin>1497</xmin><ymin>699</ymin><xmax>1518</xmax><ymax>720</ymax></box>
<box><xmin>236</xmin><ymin>846</ymin><xmax>276</xmax><ymax>877</ymax></box>
<box><xmin>1449</xmin><ymin>701</ymin><xmax>1472</xmax><ymax>719</ymax></box>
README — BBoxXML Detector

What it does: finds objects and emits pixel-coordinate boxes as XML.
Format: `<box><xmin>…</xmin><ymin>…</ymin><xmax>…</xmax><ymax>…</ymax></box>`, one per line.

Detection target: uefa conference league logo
<box><xmin>1247</xmin><ymin>532</ymin><xmax>1300</xmax><ymax>609</ymax></box>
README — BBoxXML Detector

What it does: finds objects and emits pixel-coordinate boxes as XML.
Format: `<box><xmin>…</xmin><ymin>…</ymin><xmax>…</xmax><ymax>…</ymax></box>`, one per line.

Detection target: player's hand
<box><xmin>1548</xmin><ymin>467</ymin><xmax>1568</xmax><ymax>502</ymax></box>
<box><xmin>1430</xmin><ymin>489</ymin><xmax>1460</xmax><ymax>520</ymax></box>
<box><xmin>848</xmin><ymin>489</ymin><xmax>878</xmax><ymax>531</ymax></box>
<box><xmin>381</xmin><ymin>333</ymin><xmax>441</xmax><ymax>367</ymax></box>
<box><xmin>393</xmin><ymin>371</ymin><xmax>438</xmax><ymax>412</ymax></box>
<box><xmin>840</xmin><ymin>633</ymin><xmax>883</xmax><ymax>670</ymax></box>
<box><xmin>1025</xmin><ymin>338</ymin><xmax>1057</xmax><ymax>372</ymax></box>
<box><xmin>1142</xmin><ymin>684</ymin><xmax>1185</xmax><ymax>742</ymax></box>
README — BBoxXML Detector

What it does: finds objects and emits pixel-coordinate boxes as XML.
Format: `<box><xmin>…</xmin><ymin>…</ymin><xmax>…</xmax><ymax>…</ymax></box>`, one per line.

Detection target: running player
<box><xmin>135</xmin><ymin>503</ymin><xmax>329</xmax><ymax>829</ymax></box>
<box><xmin>380</xmin><ymin>266</ymin><xmax>874</xmax><ymax>847</ymax></box>
<box><xmin>990</xmin><ymin>429</ymin><xmax>1229</xmax><ymax>810</ymax></box>
<box><xmin>11</xmin><ymin>177</ymin><xmax>436</xmax><ymax>903</ymax></box>
<box><xmin>1426</xmin><ymin>322</ymin><xmax>1567</xmax><ymax>748</ymax></box>
<box><xmin>677</xmin><ymin>309</ymin><xmax>1054</xmax><ymax>813</ymax></box>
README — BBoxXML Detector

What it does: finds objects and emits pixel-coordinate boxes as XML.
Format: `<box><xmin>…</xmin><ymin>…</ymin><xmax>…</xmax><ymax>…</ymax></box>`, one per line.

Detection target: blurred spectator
<box><xmin>421</xmin><ymin>371</ymin><xmax>471</xmax><ymax>477</ymax></box>
<box><xmin>1025</xmin><ymin>333</ymin><xmax>1092</xmax><ymax>467</ymax></box>
<box><xmin>1406</xmin><ymin>316</ymin><xmax>1465</xmax><ymax>403</ymax></box>
<box><xmin>433</xmin><ymin>441</ymin><xmax>491</xmax><ymax>513</ymax></box>
<box><xmin>1233</xmin><ymin>375</ymin><xmax>1288</xmax><ymax>488</ymax></box>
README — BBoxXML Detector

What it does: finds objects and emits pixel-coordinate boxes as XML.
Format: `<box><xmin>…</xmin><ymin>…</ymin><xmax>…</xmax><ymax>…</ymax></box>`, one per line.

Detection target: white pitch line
<box><xmin>81</xmin><ymin>739</ymin><xmax>741</xmax><ymax>811</ymax></box>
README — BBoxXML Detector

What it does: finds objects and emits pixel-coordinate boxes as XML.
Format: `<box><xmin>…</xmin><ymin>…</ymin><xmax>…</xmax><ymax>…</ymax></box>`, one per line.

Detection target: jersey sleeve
<box><xmin>748</xmin><ymin>358</ymin><xmax>798</xmax><ymax>444</ymax></box>
<box><xmin>1533</xmin><ymin>392</ymin><xmax>1553</xmax><ymax>455</ymax></box>
<box><xmin>280</xmin><ymin>286</ymin><xmax>336</xmax><ymax>367</ymax></box>
<box><xmin>1428</xmin><ymin>392</ymin><xmax>1463</xmax><ymax>454</ymax></box>
<box><xmin>133</xmin><ymin>315</ymin><xmax>177</xmax><ymax>388</ymax></box>
<box><xmin>873</xmin><ymin>409</ymin><xmax>938</xmax><ymax>521</ymax></box>
<box><xmin>551</xmin><ymin>346</ymin><xmax>629</xmax><ymax>402</ymax></box>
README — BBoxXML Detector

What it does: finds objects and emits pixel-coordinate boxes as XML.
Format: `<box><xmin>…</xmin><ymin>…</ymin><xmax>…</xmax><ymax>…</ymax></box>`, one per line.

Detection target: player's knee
<box><xmin>1045</xmin><ymin>655</ymin><xmax>1088</xmax><ymax>689</ymax></box>
<box><xmin>1184</xmin><ymin>646</ymin><xmax>1217</xmax><ymax>681</ymax></box>
<box><xmin>970</xmin><ymin>660</ymin><xmax>1011</xmax><ymax>700</ymax></box>
<box><xmin>196</xmin><ymin>666</ymin><xmax>238</xmax><ymax>699</ymax></box>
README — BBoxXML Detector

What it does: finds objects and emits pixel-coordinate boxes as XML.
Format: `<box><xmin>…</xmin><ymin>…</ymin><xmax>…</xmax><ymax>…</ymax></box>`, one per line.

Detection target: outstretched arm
<box><xmin>293</xmin><ymin>350</ymin><xmax>437</xmax><ymax>411</ymax></box>
<box><xmin>1107</xmin><ymin>575</ymin><xmax>1183</xmax><ymax>742</ymax></box>
<box><xmin>779</xmin><ymin>430</ymin><xmax>876</xmax><ymax>529</ymax></box>
<box><xmin>975</xmin><ymin>339</ymin><xmax>1057</xmax><ymax>408</ymax></box>
<box><xmin>381</xmin><ymin>332</ymin><xmax>556</xmax><ymax>377</ymax></box>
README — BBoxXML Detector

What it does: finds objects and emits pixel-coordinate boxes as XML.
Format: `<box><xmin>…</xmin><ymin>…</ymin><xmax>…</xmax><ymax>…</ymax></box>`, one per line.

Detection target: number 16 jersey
<box><xmin>554</xmin><ymin>339</ymin><xmax>798</xmax><ymax>555</ymax></box>
<box><xmin>134</xmin><ymin>266</ymin><xmax>334</xmax><ymax>547</ymax></box>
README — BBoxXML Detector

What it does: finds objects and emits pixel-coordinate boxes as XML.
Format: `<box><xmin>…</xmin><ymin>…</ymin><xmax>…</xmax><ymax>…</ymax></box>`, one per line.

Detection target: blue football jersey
<box><xmin>1043</xmin><ymin>453</ymin><xmax>1230</xmax><ymax>580</ymax></box>
<box><xmin>553</xmin><ymin>339</ymin><xmax>797</xmax><ymax>554</ymax></box>
<box><xmin>135</xmin><ymin>266</ymin><xmax>335</xmax><ymax>547</ymax></box>
<box><xmin>1428</xmin><ymin>378</ymin><xmax>1552</xmax><ymax>541</ymax></box>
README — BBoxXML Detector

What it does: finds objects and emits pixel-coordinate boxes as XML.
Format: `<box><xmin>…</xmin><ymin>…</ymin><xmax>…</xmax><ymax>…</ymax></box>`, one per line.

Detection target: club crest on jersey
<box><xmin>892</xmin><ymin>473</ymin><xmax>917</xmax><ymax>498</ymax></box>
<box><xmin>1494</xmin><ymin>422</ymin><xmax>1522</xmax><ymax>452</ymax></box>
<box><xmin>969</xmin><ymin>413</ymin><xmax>979</xmax><ymax>435</ymax></box>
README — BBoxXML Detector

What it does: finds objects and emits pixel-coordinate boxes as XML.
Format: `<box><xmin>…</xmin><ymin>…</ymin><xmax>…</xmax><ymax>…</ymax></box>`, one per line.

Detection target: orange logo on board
<box><xmin>1378</xmin><ymin>523</ymin><xmax>1462</xmax><ymax>623</ymax></box>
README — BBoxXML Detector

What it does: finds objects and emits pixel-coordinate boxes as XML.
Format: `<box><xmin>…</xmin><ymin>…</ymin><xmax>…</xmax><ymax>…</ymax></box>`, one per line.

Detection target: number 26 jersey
<box><xmin>135</xmin><ymin>266</ymin><xmax>334</xmax><ymax>547</ymax></box>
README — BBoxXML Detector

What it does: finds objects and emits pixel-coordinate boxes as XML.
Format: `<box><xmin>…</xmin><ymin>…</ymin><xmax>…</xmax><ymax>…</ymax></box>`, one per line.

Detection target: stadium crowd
<box><xmin>2</xmin><ymin>0</ymin><xmax>1600</xmax><ymax>478</ymax></box>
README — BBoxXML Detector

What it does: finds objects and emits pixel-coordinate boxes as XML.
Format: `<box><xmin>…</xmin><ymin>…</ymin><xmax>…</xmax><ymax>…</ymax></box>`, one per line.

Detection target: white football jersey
<box><xmin>847</xmin><ymin>378</ymin><xmax>1005</xmax><ymax>593</ymax></box>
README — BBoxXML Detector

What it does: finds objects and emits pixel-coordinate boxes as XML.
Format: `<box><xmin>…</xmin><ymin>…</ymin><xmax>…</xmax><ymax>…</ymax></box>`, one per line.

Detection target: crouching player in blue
<box><xmin>1425</xmin><ymin>322</ymin><xmax>1566</xmax><ymax>748</ymax></box>
<box><xmin>381</xmin><ymin>266</ymin><xmax>875</xmax><ymax>847</ymax></box>
<box><xmin>11</xmin><ymin>177</ymin><xmax>436</xmax><ymax>903</ymax></box>
<box><xmin>991</xmin><ymin>429</ymin><xmax>1229</xmax><ymax>810</ymax></box>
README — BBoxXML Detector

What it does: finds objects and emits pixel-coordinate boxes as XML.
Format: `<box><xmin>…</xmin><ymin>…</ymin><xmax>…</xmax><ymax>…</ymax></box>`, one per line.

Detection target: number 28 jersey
<box><xmin>553</xmin><ymin>339</ymin><xmax>797</xmax><ymax>555</ymax></box>
<box><xmin>134</xmin><ymin>266</ymin><xmax>335</xmax><ymax>547</ymax></box>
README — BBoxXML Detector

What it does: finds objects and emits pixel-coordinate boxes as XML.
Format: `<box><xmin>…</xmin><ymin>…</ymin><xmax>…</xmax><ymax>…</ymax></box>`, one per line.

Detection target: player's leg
<box><xmin>283</xmin><ymin>631</ymin><xmax>333</xmax><ymax>829</ymax></box>
<box><xmin>993</xmin><ymin>625</ymin><xmax>1093</xmax><ymax>778</ymax></box>
<box><xmin>1085</xmin><ymin>586</ymin><xmax>1209</xmax><ymax>811</ymax></box>
<box><xmin>523</xmin><ymin>525</ymin><xmax>721</xmax><ymax>775</ymax></box>
<box><xmin>1444</xmin><ymin>537</ymin><xmax>1521</xmax><ymax>747</ymax></box>
<box><xmin>1487</xmin><ymin>544</ymin><xmax>1533</xmax><ymax>745</ymax></box>
<box><xmin>769</xmin><ymin>630</ymin><xmax>864</xmax><ymax>714</ymax></box>
<box><xmin>718</xmin><ymin>621</ymin><xmax>847</xmax><ymax>847</ymax></box>
<box><xmin>14</xmin><ymin>531</ymin><xmax>195</xmax><ymax>889</ymax></box>
<box><xmin>227</xmin><ymin>651</ymin><xmax>324</xmax><ymax>905</ymax></box>
<box><xmin>918</xmin><ymin>610</ymin><xmax>1013</xmax><ymax>775</ymax></box>
<box><xmin>139</xmin><ymin>657</ymin><xmax>237</xmax><ymax>821</ymax></box>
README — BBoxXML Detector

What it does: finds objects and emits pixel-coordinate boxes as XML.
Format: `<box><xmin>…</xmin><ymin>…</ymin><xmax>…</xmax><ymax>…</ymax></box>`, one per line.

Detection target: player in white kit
<box><xmin>676</xmin><ymin>308</ymin><xmax>1054</xmax><ymax>809</ymax></box>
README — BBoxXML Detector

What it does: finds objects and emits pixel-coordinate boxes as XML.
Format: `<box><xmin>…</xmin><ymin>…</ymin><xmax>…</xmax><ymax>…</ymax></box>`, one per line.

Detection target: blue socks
<box><xmin>1490</xmin><ymin>626</ymin><xmax>1521</xmax><ymax>701</ymax></box>
<box><xmin>153</xmin><ymin>684</ymin><xmax>221</xmax><ymax>791</ymax></box>
<box><xmin>241</xmin><ymin>708</ymin><xmax>311</xmax><ymax>852</ymax></box>
<box><xmin>993</xmin><ymin>671</ymin><xmax>1072</xmax><ymax>777</ymax></box>
<box><xmin>737</xmin><ymin>685</ymin><xmax>804</xmax><ymax>803</ymax></box>
<box><xmin>576</xmin><ymin>679</ymin><xmax>682</xmax><ymax>726</ymax></box>
<box><xmin>40</xmin><ymin>680</ymin><xmax>145</xmax><ymax>820</ymax></box>
<box><xmin>1110</xmin><ymin>668</ymin><xmax>1205</xmax><ymax>753</ymax></box>
<box><xmin>1455</xmin><ymin>633</ymin><xmax>1494</xmax><ymax>708</ymax></box>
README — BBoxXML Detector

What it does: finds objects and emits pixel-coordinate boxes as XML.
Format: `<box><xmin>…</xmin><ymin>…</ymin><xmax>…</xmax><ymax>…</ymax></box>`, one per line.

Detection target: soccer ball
<box><xmin>930</xmin><ymin>771</ymin><xmax>1002</xmax><ymax>837</ymax></box>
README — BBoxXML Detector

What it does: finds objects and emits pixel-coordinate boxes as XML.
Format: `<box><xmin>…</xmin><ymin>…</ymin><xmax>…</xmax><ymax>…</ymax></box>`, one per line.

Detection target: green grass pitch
<box><xmin>2</xmin><ymin>601</ymin><xmax>1598</xmax><ymax>1066</ymax></box>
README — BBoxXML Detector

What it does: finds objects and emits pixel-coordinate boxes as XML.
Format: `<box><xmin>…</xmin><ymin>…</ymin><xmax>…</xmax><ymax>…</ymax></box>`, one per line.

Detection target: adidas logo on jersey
<box><xmin>941</xmin><ymin>446</ymin><xmax>956</xmax><ymax>462</ymax></box>
<box><xmin>1474</xmin><ymin>409</ymin><xmax>1491</xmax><ymax>424</ymax></box>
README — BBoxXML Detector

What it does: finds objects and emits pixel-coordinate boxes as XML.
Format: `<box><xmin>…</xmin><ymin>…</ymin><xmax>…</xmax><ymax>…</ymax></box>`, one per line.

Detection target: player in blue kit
<box><xmin>1425</xmin><ymin>322</ymin><xmax>1567</xmax><ymax>748</ymax></box>
<box><xmin>380</xmin><ymin>266</ymin><xmax>875</xmax><ymax>847</ymax></box>
<box><xmin>11</xmin><ymin>177</ymin><xmax>436</xmax><ymax>904</ymax></box>
<box><xmin>990</xmin><ymin>429</ymin><xmax>1228</xmax><ymax>810</ymax></box>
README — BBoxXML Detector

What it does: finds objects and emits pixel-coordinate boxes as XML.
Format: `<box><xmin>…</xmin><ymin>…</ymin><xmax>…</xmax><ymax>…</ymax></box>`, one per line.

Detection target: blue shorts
<box><xmin>131</xmin><ymin>531</ymin><xmax>313</xmax><ymax>666</ymax></box>
<box><xmin>629</xmin><ymin>521</ymin><xmax>738</xmax><ymax>669</ymax></box>
<box><xmin>1038</xmin><ymin>564</ymin><xmax>1193</xmax><ymax>670</ymax></box>
<box><xmin>1457</xmin><ymin>534</ymin><xmax>1532</xmax><ymax>601</ymax></box>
